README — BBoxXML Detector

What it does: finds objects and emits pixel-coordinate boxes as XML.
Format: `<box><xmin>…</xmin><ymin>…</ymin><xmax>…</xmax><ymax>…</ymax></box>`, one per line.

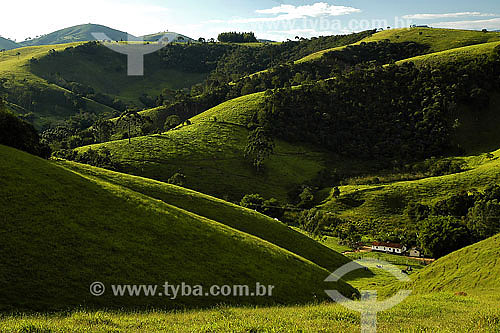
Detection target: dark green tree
<box><xmin>244</xmin><ymin>127</ymin><xmax>274</xmax><ymax>172</ymax></box>
<box><xmin>466</xmin><ymin>199</ymin><xmax>500</xmax><ymax>240</ymax></box>
<box><xmin>117</xmin><ymin>109</ymin><xmax>146</xmax><ymax>144</ymax></box>
<box><xmin>240</xmin><ymin>194</ymin><xmax>265</xmax><ymax>211</ymax></box>
<box><xmin>164</xmin><ymin>115</ymin><xmax>182</xmax><ymax>131</ymax></box>
<box><xmin>92</xmin><ymin>117</ymin><xmax>113</xmax><ymax>143</ymax></box>
<box><xmin>418</xmin><ymin>216</ymin><xmax>471</xmax><ymax>258</ymax></box>
<box><xmin>168</xmin><ymin>172</ymin><xmax>186</xmax><ymax>187</ymax></box>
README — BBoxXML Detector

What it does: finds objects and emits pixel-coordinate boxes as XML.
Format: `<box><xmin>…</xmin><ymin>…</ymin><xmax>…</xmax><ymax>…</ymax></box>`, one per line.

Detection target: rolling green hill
<box><xmin>409</xmin><ymin>234</ymin><xmax>500</xmax><ymax>293</ymax></box>
<box><xmin>76</xmin><ymin>118</ymin><xmax>329</xmax><ymax>202</ymax></box>
<box><xmin>75</xmin><ymin>91</ymin><xmax>366</xmax><ymax>202</ymax></box>
<box><xmin>319</xmin><ymin>147</ymin><xmax>500</xmax><ymax>231</ymax></box>
<box><xmin>0</xmin><ymin>144</ymin><xmax>356</xmax><ymax>310</ymax></box>
<box><xmin>56</xmin><ymin>158</ymin><xmax>352</xmax><ymax>273</ymax></box>
<box><xmin>0</xmin><ymin>41</ymin><xmax>208</xmax><ymax>128</ymax></box>
<box><xmin>296</xmin><ymin>28</ymin><xmax>500</xmax><ymax>63</ymax></box>
<box><xmin>0</xmin><ymin>43</ymin><xmax>118</xmax><ymax>127</ymax></box>
<box><xmin>19</xmin><ymin>24</ymin><xmax>131</xmax><ymax>47</ymax></box>
<box><xmin>74</xmin><ymin>28</ymin><xmax>500</xmax><ymax>206</ymax></box>
<box><xmin>397</xmin><ymin>40</ymin><xmax>500</xmax><ymax>66</ymax></box>
<box><xmin>362</xmin><ymin>28</ymin><xmax>500</xmax><ymax>52</ymax></box>
<box><xmin>0</xmin><ymin>37</ymin><xmax>19</xmax><ymax>50</ymax></box>
<box><xmin>29</xmin><ymin>41</ymin><xmax>208</xmax><ymax>106</ymax></box>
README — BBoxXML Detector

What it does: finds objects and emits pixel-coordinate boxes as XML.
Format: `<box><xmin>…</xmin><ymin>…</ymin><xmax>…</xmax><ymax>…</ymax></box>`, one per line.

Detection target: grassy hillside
<box><xmin>76</xmin><ymin>92</ymin><xmax>337</xmax><ymax>201</ymax></box>
<box><xmin>190</xmin><ymin>91</ymin><xmax>264</xmax><ymax>125</ymax></box>
<box><xmin>0</xmin><ymin>37</ymin><xmax>19</xmax><ymax>50</ymax></box>
<box><xmin>409</xmin><ymin>234</ymin><xmax>500</xmax><ymax>293</ymax></box>
<box><xmin>0</xmin><ymin>43</ymin><xmax>117</xmax><ymax>127</ymax></box>
<box><xmin>19</xmin><ymin>24</ymin><xmax>131</xmax><ymax>47</ymax></box>
<box><xmin>2</xmin><ymin>293</ymin><xmax>500</xmax><ymax>331</ymax></box>
<box><xmin>297</xmin><ymin>28</ymin><xmax>500</xmax><ymax>63</ymax></box>
<box><xmin>319</xmin><ymin>148</ymin><xmax>500</xmax><ymax>230</ymax></box>
<box><xmin>0</xmin><ymin>41</ymin><xmax>208</xmax><ymax>128</ymax></box>
<box><xmin>362</xmin><ymin>28</ymin><xmax>500</xmax><ymax>52</ymax></box>
<box><xmin>397</xmin><ymin>40</ymin><xmax>500</xmax><ymax>66</ymax></box>
<box><xmin>0</xmin><ymin>144</ymin><xmax>356</xmax><ymax>310</ymax></box>
<box><xmin>30</xmin><ymin>42</ymin><xmax>208</xmax><ymax>106</ymax></box>
<box><xmin>57</xmin><ymin>159</ymin><xmax>352</xmax><ymax>273</ymax></box>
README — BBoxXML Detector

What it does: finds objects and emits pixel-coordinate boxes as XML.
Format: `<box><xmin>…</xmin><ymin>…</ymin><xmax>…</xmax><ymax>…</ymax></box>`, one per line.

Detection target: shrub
<box><xmin>0</xmin><ymin>101</ymin><xmax>51</xmax><ymax>158</ymax></box>
<box><xmin>168</xmin><ymin>172</ymin><xmax>186</xmax><ymax>187</ymax></box>
<box><xmin>240</xmin><ymin>194</ymin><xmax>265</xmax><ymax>211</ymax></box>
<box><xmin>418</xmin><ymin>216</ymin><xmax>472</xmax><ymax>258</ymax></box>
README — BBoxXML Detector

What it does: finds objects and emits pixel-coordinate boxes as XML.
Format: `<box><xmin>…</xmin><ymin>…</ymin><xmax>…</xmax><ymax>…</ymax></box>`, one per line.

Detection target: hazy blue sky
<box><xmin>2</xmin><ymin>0</ymin><xmax>500</xmax><ymax>41</ymax></box>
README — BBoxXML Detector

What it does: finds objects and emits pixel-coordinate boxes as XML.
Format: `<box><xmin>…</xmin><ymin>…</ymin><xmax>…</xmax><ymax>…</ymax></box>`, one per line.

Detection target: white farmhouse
<box><xmin>371</xmin><ymin>242</ymin><xmax>407</xmax><ymax>254</ymax></box>
<box><xmin>408</xmin><ymin>247</ymin><xmax>423</xmax><ymax>258</ymax></box>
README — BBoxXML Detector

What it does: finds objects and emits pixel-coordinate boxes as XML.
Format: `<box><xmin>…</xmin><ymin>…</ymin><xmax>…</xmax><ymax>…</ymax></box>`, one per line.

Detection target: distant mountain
<box><xmin>141</xmin><ymin>32</ymin><xmax>194</xmax><ymax>43</ymax></box>
<box><xmin>0</xmin><ymin>36</ymin><xmax>19</xmax><ymax>50</ymax></box>
<box><xmin>18</xmin><ymin>24</ymin><xmax>131</xmax><ymax>47</ymax></box>
<box><xmin>258</xmin><ymin>39</ymin><xmax>275</xmax><ymax>43</ymax></box>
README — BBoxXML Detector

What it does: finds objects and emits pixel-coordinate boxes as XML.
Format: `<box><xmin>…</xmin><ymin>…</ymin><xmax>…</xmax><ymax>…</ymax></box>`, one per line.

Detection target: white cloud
<box><xmin>431</xmin><ymin>17</ymin><xmax>500</xmax><ymax>30</ymax></box>
<box><xmin>231</xmin><ymin>2</ymin><xmax>360</xmax><ymax>24</ymax></box>
<box><xmin>403</xmin><ymin>12</ymin><xmax>496</xmax><ymax>20</ymax></box>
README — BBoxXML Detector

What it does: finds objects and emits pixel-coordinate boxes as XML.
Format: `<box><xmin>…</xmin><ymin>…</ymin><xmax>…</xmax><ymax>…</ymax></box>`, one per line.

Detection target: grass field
<box><xmin>4</xmin><ymin>231</ymin><xmax>500</xmax><ymax>331</ymax></box>
<box><xmin>3</xmin><ymin>227</ymin><xmax>500</xmax><ymax>331</ymax></box>
<box><xmin>0</xmin><ymin>41</ymin><xmax>208</xmax><ymax>128</ymax></box>
<box><xmin>0</xmin><ymin>144</ymin><xmax>356</xmax><ymax>310</ymax></box>
<box><xmin>30</xmin><ymin>44</ymin><xmax>208</xmax><ymax>106</ymax></box>
<box><xmin>1</xmin><ymin>292</ymin><xmax>499</xmax><ymax>332</ymax></box>
<box><xmin>76</xmin><ymin>92</ymin><xmax>335</xmax><ymax>201</ymax></box>
<box><xmin>320</xmin><ymin>148</ymin><xmax>500</xmax><ymax>230</ymax></box>
<box><xmin>0</xmin><ymin>43</ymin><xmax>117</xmax><ymax>126</ymax></box>
<box><xmin>56</xmin><ymin>159</ymin><xmax>352</xmax><ymax>273</ymax></box>
<box><xmin>296</xmin><ymin>28</ymin><xmax>500</xmax><ymax>63</ymax></box>
<box><xmin>409</xmin><ymin>233</ymin><xmax>500</xmax><ymax>294</ymax></box>
<box><xmin>398</xmin><ymin>40</ymin><xmax>500</xmax><ymax>66</ymax></box>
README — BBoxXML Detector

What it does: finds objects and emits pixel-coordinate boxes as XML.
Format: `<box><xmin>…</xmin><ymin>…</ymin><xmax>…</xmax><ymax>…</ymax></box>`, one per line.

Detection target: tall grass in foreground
<box><xmin>1</xmin><ymin>293</ymin><xmax>499</xmax><ymax>332</ymax></box>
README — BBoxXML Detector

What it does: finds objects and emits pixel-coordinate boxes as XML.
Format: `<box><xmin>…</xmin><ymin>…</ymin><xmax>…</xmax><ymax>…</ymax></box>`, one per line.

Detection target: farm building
<box><xmin>408</xmin><ymin>247</ymin><xmax>423</xmax><ymax>258</ymax></box>
<box><xmin>371</xmin><ymin>242</ymin><xmax>407</xmax><ymax>254</ymax></box>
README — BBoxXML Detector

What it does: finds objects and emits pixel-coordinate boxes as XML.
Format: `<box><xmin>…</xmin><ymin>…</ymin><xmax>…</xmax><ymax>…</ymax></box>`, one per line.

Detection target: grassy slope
<box><xmin>190</xmin><ymin>91</ymin><xmax>263</xmax><ymax>125</ymax></box>
<box><xmin>397</xmin><ymin>40</ymin><xmax>500</xmax><ymax>66</ymax></box>
<box><xmin>0</xmin><ymin>144</ymin><xmax>356</xmax><ymax>310</ymax></box>
<box><xmin>0</xmin><ymin>41</ymin><xmax>207</xmax><ymax>127</ymax></box>
<box><xmin>19</xmin><ymin>24</ymin><xmax>130</xmax><ymax>47</ymax></box>
<box><xmin>0</xmin><ymin>44</ymin><xmax>117</xmax><ymax>125</ymax></box>
<box><xmin>2</xmin><ymin>293</ymin><xmax>500</xmax><ymax>332</ymax></box>
<box><xmin>297</xmin><ymin>28</ymin><xmax>500</xmax><ymax>63</ymax></box>
<box><xmin>30</xmin><ymin>45</ymin><xmax>208</xmax><ymax>106</ymax></box>
<box><xmin>397</xmin><ymin>42</ymin><xmax>500</xmax><ymax>155</ymax></box>
<box><xmin>77</xmin><ymin>92</ymin><xmax>332</xmax><ymax>201</ymax></box>
<box><xmin>409</xmin><ymin>234</ymin><xmax>500</xmax><ymax>293</ymax></box>
<box><xmin>314</xmin><ymin>41</ymin><xmax>500</xmax><ymax>228</ymax></box>
<box><xmin>320</xmin><ymin>148</ymin><xmax>500</xmax><ymax>228</ymax></box>
<box><xmin>56</xmin><ymin>159</ymin><xmax>352</xmax><ymax>273</ymax></box>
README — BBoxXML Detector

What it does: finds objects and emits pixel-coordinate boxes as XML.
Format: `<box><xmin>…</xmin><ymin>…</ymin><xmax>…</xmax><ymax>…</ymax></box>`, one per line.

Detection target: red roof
<box><xmin>372</xmin><ymin>241</ymin><xmax>403</xmax><ymax>249</ymax></box>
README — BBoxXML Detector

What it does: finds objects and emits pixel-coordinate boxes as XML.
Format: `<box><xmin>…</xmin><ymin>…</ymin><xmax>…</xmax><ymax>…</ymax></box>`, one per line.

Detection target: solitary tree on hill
<box><xmin>244</xmin><ymin>127</ymin><xmax>275</xmax><ymax>172</ymax></box>
<box><xmin>117</xmin><ymin>109</ymin><xmax>147</xmax><ymax>144</ymax></box>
